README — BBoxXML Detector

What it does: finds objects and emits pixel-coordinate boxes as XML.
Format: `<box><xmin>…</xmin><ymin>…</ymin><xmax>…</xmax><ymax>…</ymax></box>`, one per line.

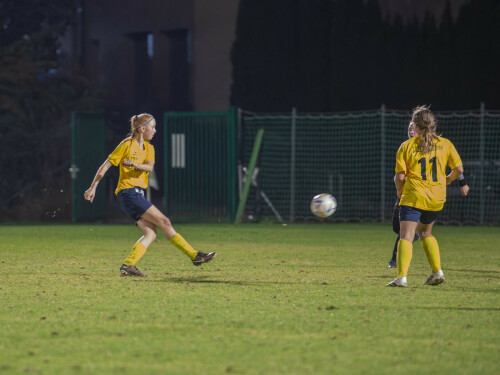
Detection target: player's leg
<box><xmin>140</xmin><ymin>205</ymin><xmax>216</xmax><ymax>265</ymax></box>
<box><xmin>391</xmin><ymin>202</ymin><xmax>400</xmax><ymax>235</ymax></box>
<box><xmin>418</xmin><ymin>212</ymin><xmax>445</xmax><ymax>285</ymax></box>
<box><xmin>387</xmin><ymin>205</ymin><xmax>419</xmax><ymax>287</ymax></box>
<box><xmin>397</xmin><ymin>220</ymin><xmax>418</xmax><ymax>275</ymax></box>
<box><xmin>388</xmin><ymin>203</ymin><xmax>400</xmax><ymax>268</ymax></box>
<box><xmin>388</xmin><ymin>235</ymin><xmax>399</xmax><ymax>268</ymax></box>
<box><xmin>390</xmin><ymin>230</ymin><xmax>419</xmax><ymax>269</ymax></box>
<box><xmin>120</xmin><ymin>219</ymin><xmax>157</xmax><ymax>277</ymax></box>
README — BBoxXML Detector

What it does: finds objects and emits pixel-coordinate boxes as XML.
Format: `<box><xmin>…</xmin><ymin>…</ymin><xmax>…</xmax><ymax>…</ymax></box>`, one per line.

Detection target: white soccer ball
<box><xmin>310</xmin><ymin>193</ymin><xmax>337</xmax><ymax>218</ymax></box>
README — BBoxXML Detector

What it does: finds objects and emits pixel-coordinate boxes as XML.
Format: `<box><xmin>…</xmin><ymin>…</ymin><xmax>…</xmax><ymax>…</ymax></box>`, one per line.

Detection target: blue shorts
<box><xmin>399</xmin><ymin>205</ymin><xmax>441</xmax><ymax>225</ymax></box>
<box><xmin>116</xmin><ymin>188</ymin><xmax>153</xmax><ymax>221</ymax></box>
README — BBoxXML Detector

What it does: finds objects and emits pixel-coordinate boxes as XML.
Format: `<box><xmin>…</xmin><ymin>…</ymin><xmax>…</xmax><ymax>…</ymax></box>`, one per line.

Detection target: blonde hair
<box><xmin>121</xmin><ymin>113</ymin><xmax>154</xmax><ymax>142</ymax></box>
<box><xmin>412</xmin><ymin>105</ymin><xmax>438</xmax><ymax>154</ymax></box>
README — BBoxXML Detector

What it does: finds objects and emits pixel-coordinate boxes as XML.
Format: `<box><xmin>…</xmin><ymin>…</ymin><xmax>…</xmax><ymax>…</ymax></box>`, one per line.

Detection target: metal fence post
<box><xmin>227</xmin><ymin>106</ymin><xmax>237</xmax><ymax>222</ymax></box>
<box><xmin>380</xmin><ymin>104</ymin><xmax>386</xmax><ymax>222</ymax></box>
<box><xmin>290</xmin><ymin>107</ymin><xmax>297</xmax><ymax>222</ymax></box>
<box><xmin>479</xmin><ymin>102</ymin><xmax>485</xmax><ymax>225</ymax></box>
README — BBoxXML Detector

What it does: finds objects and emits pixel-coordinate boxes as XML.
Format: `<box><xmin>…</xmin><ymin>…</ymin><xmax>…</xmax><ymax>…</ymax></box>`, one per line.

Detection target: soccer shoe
<box><xmin>388</xmin><ymin>260</ymin><xmax>397</xmax><ymax>268</ymax></box>
<box><xmin>192</xmin><ymin>251</ymin><xmax>216</xmax><ymax>266</ymax></box>
<box><xmin>423</xmin><ymin>270</ymin><xmax>445</xmax><ymax>286</ymax></box>
<box><xmin>120</xmin><ymin>264</ymin><xmax>146</xmax><ymax>277</ymax></box>
<box><xmin>386</xmin><ymin>276</ymin><xmax>407</xmax><ymax>287</ymax></box>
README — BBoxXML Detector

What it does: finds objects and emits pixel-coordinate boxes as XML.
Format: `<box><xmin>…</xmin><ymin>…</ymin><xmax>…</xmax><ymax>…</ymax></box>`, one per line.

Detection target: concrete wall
<box><xmin>67</xmin><ymin>0</ymin><xmax>237</xmax><ymax>113</ymax></box>
<box><xmin>192</xmin><ymin>0</ymin><xmax>239</xmax><ymax>111</ymax></box>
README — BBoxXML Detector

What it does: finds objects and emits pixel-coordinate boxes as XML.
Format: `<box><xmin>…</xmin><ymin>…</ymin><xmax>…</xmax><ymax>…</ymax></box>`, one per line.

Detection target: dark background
<box><xmin>231</xmin><ymin>0</ymin><xmax>500</xmax><ymax>111</ymax></box>
<box><xmin>1</xmin><ymin>0</ymin><xmax>499</xmax><ymax>221</ymax></box>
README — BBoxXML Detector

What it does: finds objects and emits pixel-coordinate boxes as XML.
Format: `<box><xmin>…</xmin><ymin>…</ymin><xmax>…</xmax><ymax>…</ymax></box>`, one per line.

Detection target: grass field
<box><xmin>0</xmin><ymin>223</ymin><xmax>499</xmax><ymax>375</ymax></box>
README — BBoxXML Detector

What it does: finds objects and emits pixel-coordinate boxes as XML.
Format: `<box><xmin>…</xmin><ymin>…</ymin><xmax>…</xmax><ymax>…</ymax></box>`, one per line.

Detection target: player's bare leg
<box><xmin>141</xmin><ymin>205</ymin><xmax>216</xmax><ymax>265</ymax></box>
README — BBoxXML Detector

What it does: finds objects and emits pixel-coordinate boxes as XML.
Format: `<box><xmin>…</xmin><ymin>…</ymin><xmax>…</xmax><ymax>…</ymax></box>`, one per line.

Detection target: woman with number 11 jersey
<box><xmin>387</xmin><ymin>106</ymin><xmax>464</xmax><ymax>287</ymax></box>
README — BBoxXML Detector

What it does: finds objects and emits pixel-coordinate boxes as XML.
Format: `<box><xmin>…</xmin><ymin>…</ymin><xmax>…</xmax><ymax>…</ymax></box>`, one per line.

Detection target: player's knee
<box><xmin>418</xmin><ymin>229</ymin><xmax>432</xmax><ymax>239</ymax></box>
<box><xmin>399</xmin><ymin>230</ymin><xmax>413</xmax><ymax>242</ymax></box>
<box><xmin>158</xmin><ymin>216</ymin><xmax>172</xmax><ymax>230</ymax></box>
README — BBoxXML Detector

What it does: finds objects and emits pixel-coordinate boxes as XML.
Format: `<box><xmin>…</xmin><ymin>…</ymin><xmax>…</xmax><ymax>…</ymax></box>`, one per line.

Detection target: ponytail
<box><xmin>420</xmin><ymin>127</ymin><xmax>437</xmax><ymax>154</ymax></box>
<box><xmin>412</xmin><ymin>106</ymin><xmax>438</xmax><ymax>154</ymax></box>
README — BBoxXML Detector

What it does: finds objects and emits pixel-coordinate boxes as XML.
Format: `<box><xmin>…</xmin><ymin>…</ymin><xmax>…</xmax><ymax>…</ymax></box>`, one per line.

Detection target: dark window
<box><xmin>166</xmin><ymin>29</ymin><xmax>191</xmax><ymax>111</ymax></box>
<box><xmin>128</xmin><ymin>32</ymin><xmax>153</xmax><ymax>112</ymax></box>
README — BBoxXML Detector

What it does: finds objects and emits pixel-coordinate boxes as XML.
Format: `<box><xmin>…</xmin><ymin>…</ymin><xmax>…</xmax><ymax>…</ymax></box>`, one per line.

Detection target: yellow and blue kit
<box><xmin>395</xmin><ymin>135</ymin><xmax>462</xmax><ymax>211</ymax></box>
<box><xmin>107</xmin><ymin>139</ymin><xmax>155</xmax><ymax>195</ymax></box>
<box><xmin>108</xmin><ymin>139</ymin><xmax>155</xmax><ymax>221</ymax></box>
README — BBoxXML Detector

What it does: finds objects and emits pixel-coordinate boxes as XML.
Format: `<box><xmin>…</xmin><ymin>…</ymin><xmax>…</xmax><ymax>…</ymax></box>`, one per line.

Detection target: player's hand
<box><xmin>123</xmin><ymin>159</ymin><xmax>134</xmax><ymax>166</ymax></box>
<box><xmin>460</xmin><ymin>185</ymin><xmax>470</xmax><ymax>197</ymax></box>
<box><xmin>84</xmin><ymin>188</ymin><xmax>95</xmax><ymax>203</ymax></box>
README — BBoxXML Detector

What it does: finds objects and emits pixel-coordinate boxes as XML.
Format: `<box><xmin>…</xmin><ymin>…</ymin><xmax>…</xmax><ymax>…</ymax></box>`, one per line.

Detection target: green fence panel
<box><xmin>240</xmin><ymin>109</ymin><xmax>500</xmax><ymax>225</ymax></box>
<box><xmin>71</xmin><ymin>111</ymin><xmax>106</xmax><ymax>222</ymax></box>
<box><xmin>163</xmin><ymin>109</ymin><xmax>237</xmax><ymax>222</ymax></box>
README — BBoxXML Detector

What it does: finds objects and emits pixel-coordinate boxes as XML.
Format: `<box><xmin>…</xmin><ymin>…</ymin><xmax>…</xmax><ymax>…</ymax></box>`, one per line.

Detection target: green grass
<box><xmin>0</xmin><ymin>223</ymin><xmax>499</xmax><ymax>375</ymax></box>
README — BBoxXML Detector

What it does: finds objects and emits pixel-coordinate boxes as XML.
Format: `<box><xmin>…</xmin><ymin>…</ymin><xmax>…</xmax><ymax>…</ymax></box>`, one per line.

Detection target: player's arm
<box><xmin>458</xmin><ymin>173</ymin><xmax>469</xmax><ymax>196</ymax></box>
<box><xmin>394</xmin><ymin>172</ymin><xmax>405</xmax><ymax>198</ymax></box>
<box><xmin>394</xmin><ymin>143</ymin><xmax>407</xmax><ymax>198</ymax></box>
<box><xmin>446</xmin><ymin>141</ymin><xmax>464</xmax><ymax>187</ymax></box>
<box><xmin>84</xmin><ymin>160</ymin><xmax>113</xmax><ymax>203</ymax></box>
<box><xmin>123</xmin><ymin>159</ymin><xmax>154</xmax><ymax>172</ymax></box>
<box><xmin>446</xmin><ymin>165</ymin><xmax>464</xmax><ymax>186</ymax></box>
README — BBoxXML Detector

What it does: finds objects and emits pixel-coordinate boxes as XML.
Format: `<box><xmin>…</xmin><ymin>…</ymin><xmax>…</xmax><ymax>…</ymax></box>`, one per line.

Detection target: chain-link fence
<box><xmin>240</xmin><ymin>106</ymin><xmax>500</xmax><ymax>225</ymax></box>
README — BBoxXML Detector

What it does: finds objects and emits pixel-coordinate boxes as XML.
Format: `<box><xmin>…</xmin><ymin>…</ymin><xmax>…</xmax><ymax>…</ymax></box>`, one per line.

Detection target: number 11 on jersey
<box><xmin>418</xmin><ymin>156</ymin><xmax>437</xmax><ymax>182</ymax></box>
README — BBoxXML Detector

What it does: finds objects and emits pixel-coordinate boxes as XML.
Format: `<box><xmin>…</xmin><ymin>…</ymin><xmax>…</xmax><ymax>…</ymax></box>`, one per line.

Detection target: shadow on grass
<box><xmin>415</xmin><ymin>306</ymin><xmax>500</xmax><ymax>311</ymax></box>
<box><xmin>446</xmin><ymin>268</ymin><xmax>500</xmax><ymax>275</ymax></box>
<box><xmin>418</xmin><ymin>286</ymin><xmax>500</xmax><ymax>294</ymax></box>
<box><xmin>366</xmin><ymin>275</ymin><xmax>395</xmax><ymax>278</ymax></box>
<box><xmin>367</xmin><ymin>269</ymin><xmax>500</xmax><ymax>281</ymax></box>
<box><xmin>152</xmin><ymin>275</ymin><xmax>308</xmax><ymax>286</ymax></box>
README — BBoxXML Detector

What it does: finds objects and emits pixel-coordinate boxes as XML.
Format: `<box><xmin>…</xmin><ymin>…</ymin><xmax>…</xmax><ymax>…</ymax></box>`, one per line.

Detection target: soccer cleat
<box><xmin>192</xmin><ymin>251</ymin><xmax>216</xmax><ymax>266</ymax></box>
<box><xmin>388</xmin><ymin>260</ymin><xmax>397</xmax><ymax>268</ymax></box>
<box><xmin>423</xmin><ymin>270</ymin><xmax>445</xmax><ymax>285</ymax></box>
<box><xmin>413</xmin><ymin>232</ymin><xmax>420</xmax><ymax>243</ymax></box>
<box><xmin>120</xmin><ymin>264</ymin><xmax>146</xmax><ymax>277</ymax></box>
<box><xmin>386</xmin><ymin>276</ymin><xmax>407</xmax><ymax>287</ymax></box>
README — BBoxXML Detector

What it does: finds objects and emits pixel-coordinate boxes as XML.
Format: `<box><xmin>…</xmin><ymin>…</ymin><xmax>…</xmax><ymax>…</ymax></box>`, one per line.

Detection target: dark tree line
<box><xmin>231</xmin><ymin>0</ymin><xmax>500</xmax><ymax>112</ymax></box>
<box><xmin>0</xmin><ymin>0</ymin><xmax>103</xmax><ymax>220</ymax></box>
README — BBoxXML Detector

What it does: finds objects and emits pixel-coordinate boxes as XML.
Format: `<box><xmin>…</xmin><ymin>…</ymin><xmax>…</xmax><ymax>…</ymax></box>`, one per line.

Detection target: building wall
<box><xmin>68</xmin><ymin>0</ymin><xmax>236</xmax><ymax>113</ymax></box>
<box><xmin>193</xmin><ymin>0</ymin><xmax>239</xmax><ymax>111</ymax></box>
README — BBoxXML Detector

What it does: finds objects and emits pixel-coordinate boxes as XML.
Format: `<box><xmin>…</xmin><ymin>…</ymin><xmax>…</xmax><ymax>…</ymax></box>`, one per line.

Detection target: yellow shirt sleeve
<box><xmin>447</xmin><ymin>140</ymin><xmax>462</xmax><ymax>169</ymax></box>
<box><xmin>145</xmin><ymin>142</ymin><xmax>155</xmax><ymax>163</ymax></box>
<box><xmin>108</xmin><ymin>140</ymin><xmax>130</xmax><ymax>166</ymax></box>
<box><xmin>395</xmin><ymin>142</ymin><xmax>407</xmax><ymax>174</ymax></box>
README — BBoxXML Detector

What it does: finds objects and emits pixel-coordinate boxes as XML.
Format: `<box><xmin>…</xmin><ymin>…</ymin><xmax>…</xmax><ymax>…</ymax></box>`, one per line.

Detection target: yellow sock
<box><xmin>422</xmin><ymin>236</ymin><xmax>441</xmax><ymax>273</ymax></box>
<box><xmin>123</xmin><ymin>242</ymin><xmax>147</xmax><ymax>266</ymax></box>
<box><xmin>169</xmin><ymin>233</ymin><xmax>198</xmax><ymax>260</ymax></box>
<box><xmin>396</xmin><ymin>239</ymin><xmax>413</xmax><ymax>278</ymax></box>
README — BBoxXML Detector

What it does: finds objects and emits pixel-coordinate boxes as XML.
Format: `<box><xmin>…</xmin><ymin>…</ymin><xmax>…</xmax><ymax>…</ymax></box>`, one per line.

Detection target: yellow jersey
<box><xmin>108</xmin><ymin>139</ymin><xmax>155</xmax><ymax>195</ymax></box>
<box><xmin>395</xmin><ymin>135</ymin><xmax>462</xmax><ymax>211</ymax></box>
